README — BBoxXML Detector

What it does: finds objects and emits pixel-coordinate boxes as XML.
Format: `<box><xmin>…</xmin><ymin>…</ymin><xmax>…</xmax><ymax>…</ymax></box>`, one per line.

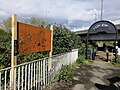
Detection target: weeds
<box><xmin>55</xmin><ymin>64</ymin><xmax>76</xmax><ymax>85</ymax></box>
<box><xmin>76</xmin><ymin>55</ymin><xmax>90</xmax><ymax>65</ymax></box>
<box><xmin>54</xmin><ymin>55</ymin><xmax>90</xmax><ymax>85</ymax></box>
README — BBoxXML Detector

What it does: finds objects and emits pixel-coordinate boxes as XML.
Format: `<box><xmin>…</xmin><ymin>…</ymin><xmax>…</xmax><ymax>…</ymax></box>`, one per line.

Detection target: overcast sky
<box><xmin>0</xmin><ymin>0</ymin><xmax>120</xmax><ymax>29</ymax></box>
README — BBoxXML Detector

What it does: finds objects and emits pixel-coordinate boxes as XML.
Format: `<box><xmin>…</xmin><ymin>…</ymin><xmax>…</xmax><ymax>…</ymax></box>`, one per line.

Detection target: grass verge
<box><xmin>54</xmin><ymin>55</ymin><xmax>91</xmax><ymax>85</ymax></box>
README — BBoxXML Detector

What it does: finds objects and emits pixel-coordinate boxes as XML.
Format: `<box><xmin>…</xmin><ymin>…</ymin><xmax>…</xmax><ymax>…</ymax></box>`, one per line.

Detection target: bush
<box><xmin>53</xmin><ymin>26</ymin><xmax>81</xmax><ymax>55</ymax></box>
<box><xmin>0</xmin><ymin>29</ymin><xmax>11</xmax><ymax>68</ymax></box>
<box><xmin>76</xmin><ymin>55</ymin><xmax>90</xmax><ymax>65</ymax></box>
<box><xmin>78</xmin><ymin>46</ymin><xmax>85</xmax><ymax>56</ymax></box>
<box><xmin>116</xmin><ymin>56</ymin><xmax>120</xmax><ymax>64</ymax></box>
<box><xmin>55</xmin><ymin>64</ymin><xmax>76</xmax><ymax>85</ymax></box>
<box><xmin>0</xmin><ymin>18</ymin><xmax>81</xmax><ymax>68</ymax></box>
<box><xmin>54</xmin><ymin>55</ymin><xmax>90</xmax><ymax>86</ymax></box>
<box><xmin>112</xmin><ymin>55</ymin><xmax>120</xmax><ymax>64</ymax></box>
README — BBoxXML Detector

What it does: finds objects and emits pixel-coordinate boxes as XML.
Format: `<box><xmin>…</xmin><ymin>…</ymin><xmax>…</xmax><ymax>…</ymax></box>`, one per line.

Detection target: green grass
<box><xmin>76</xmin><ymin>55</ymin><xmax>91</xmax><ymax>65</ymax></box>
<box><xmin>55</xmin><ymin>64</ymin><xmax>76</xmax><ymax>85</ymax></box>
<box><xmin>114</xmin><ymin>64</ymin><xmax>120</xmax><ymax>67</ymax></box>
<box><xmin>54</xmin><ymin>55</ymin><xmax>91</xmax><ymax>85</ymax></box>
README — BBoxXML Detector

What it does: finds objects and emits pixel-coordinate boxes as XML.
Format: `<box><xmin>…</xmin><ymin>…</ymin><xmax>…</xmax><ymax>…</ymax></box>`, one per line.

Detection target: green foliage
<box><xmin>0</xmin><ymin>29</ymin><xmax>11</xmax><ymax>68</ymax></box>
<box><xmin>55</xmin><ymin>64</ymin><xmax>76</xmax><ymax>85</ymax></box>
<box><xmin>116</xmin><ymin>56</ymin><xmax>120</xmax><ymax>64</ymax></box>
<box><xmin>76</xmin><ymin>55</ymin><xmax>90</xmax><ymax>65</ymax></box>
<box><xmin>96</xmin><ymin>41</ymin><xmax>115</xmax><ymax>47</ymax></box>
<box><xmin>54</xmin><ymin>55</ymin><xmax>90</xmax><ymax>85</ymax></box>
<box><xmin>0</xmin><ymin>17</ymin><xmax>11</xmax><ymax>33</ymax></box>
<box><xmin>78</xmin><ymin>43</ymin><xmax>85</xmax><ymax>56</ymax></box>
<box><xmin>112</xmin><ymin>55</ymin><xmax>120</xmax><ymax>64</ymax></box>
<box><xmin>0</xmin><ymin>17</ymin><xmax>81</xmax><ymax>68</ymax></box>
<box><xmin>29</xmin><ymin>17</ymin><xmax>46</xmax><ymax>27</ymax></box>
<box><xmin>17</xmin><ymin>52</ymin><xmax>49</xmax><ymax>64</ymax></box>
<box><xmin>53</xmin><ymin>26</ymin><xmax>81</xmax><ymax>55</ymax></box>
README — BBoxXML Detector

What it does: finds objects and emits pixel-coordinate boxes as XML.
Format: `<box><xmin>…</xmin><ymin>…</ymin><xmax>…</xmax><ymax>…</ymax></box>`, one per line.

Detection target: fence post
<box><xmin>49</xmin><ymin>25</ymin><xmax>53</xmax><ymax>71</ymax></box>
<box><xmin>11</xmin><ymin>14</ymin><xmax>17</xmax><ymax>90</ymax></box>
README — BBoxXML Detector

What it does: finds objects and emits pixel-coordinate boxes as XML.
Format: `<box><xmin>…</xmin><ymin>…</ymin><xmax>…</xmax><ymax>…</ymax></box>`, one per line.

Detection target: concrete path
<box><xmin>71</xmin><ymin>60</ymin><xmax>120</xmax><ymax>90</ymax></box>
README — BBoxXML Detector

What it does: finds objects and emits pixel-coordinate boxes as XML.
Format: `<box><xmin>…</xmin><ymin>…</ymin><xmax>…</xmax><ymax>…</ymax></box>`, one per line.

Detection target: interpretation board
<box><xmin>17</xmin><ymin>22</ymin><xmax>51</xmax><ymax>55</ymax></box>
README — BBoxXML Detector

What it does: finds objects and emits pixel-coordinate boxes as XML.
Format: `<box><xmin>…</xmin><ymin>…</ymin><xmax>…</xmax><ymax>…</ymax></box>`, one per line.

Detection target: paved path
<box><xmin>44</xmin><ymin>58</ymin><xmax>120</xmax><ymax>90</ymax></box>
<box><xmin>70</xmin><ymin>60</ymin><xmax>120</xmax><ymax>90</ymax></box>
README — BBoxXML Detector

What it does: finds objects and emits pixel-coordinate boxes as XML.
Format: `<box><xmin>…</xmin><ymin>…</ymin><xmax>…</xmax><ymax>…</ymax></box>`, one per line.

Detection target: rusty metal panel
<box><xmin>17</xmin><ymin>22</ymin><xmax>51</xmax><ymax>55</ymax></box>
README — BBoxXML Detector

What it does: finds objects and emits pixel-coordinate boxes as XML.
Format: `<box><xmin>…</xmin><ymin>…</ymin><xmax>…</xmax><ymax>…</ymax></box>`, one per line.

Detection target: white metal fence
<box><xmin>0</xmin><ymin>49</ymin><xmax>78</xmax><ymax>90</ymax></box>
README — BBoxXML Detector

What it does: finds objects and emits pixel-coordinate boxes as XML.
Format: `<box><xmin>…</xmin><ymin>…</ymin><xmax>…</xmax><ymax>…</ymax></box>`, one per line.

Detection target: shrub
<box><xmin>112</xmin><ymin>55</ymin><xmax>120</xmax><ymax>64</ymax></box>
<box><xmin>0</xmin><ymin>18</ymin><xmax>81</xmax><ymax>68</ymax></box>
<box><xmin>78</xmin><ymin>46</ymin><xmax>85</xmax><ymax>56</ymax></box>
<box><xmin>55</xmin><ymin>64</ymin><xmax>76</xmax><ymax>85</ymax></box>
<box><xmin>53</xmin><ymin>26</ymin><xmax>81</xmax><ymax>55</ymax></box>
<box><xmin>54</xmin><ymin>55</ymin><xmax>90</xmax><ymax>86</ymax></box>
<box><xmin>76</xmin><ymin>55</ymin><xmax>90</xmax><ymax>65</ymax></box>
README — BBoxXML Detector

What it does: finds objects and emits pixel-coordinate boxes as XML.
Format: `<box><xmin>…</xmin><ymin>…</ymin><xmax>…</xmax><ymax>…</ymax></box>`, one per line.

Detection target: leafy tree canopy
<box><xmin>0</xmin><ymin>17</ymin><xmax>11</xmax><ymax>33</ymax></box>
<box><xmin>29</xmin><ymin>17</ymin><xmax>46</xmax><ymax>27</ymax></box>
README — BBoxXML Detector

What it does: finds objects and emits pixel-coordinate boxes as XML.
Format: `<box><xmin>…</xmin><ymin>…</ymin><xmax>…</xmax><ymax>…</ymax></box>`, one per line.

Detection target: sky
<box><xmin>0</xmin><ymin>0</ymin><xmax>120</xmax><ymax>30</ymax></box>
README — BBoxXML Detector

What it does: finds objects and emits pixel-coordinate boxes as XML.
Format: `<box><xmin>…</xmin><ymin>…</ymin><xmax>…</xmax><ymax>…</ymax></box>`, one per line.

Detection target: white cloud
<box><xmin>68</xmin><ymin>9</ymin><xmax>100</xmax><ymax>21</ymax></box>
<box><xmin>0</xmin><ymin>0</ymin><xmax>120</xmax><ymax>29</ymax></box>
<box><xmin>0</xmin><ymin>11</ymin><xmax>7</xmax><ymax>15</ymax></box>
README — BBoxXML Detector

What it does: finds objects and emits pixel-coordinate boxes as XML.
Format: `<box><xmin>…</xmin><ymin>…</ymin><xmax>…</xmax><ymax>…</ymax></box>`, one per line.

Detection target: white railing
<box><xmin>112</xmin><ymin>19</ymin><xmax>120</xmax><ymax>25</ymax></box>
<box><xmin>0</xmin><ymin>49</ymin><xmax>78</xmax><ymax>90</ymax></box>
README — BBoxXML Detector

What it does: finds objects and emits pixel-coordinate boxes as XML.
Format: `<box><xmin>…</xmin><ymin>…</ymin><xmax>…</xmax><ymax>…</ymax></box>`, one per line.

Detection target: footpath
<box><xmin>44</xmin><ymin>51</ymin><xmax>120</xmax><ymax>90</ymax></box>
<box><xmin>70</xmin><ymin>60</ymin><xmax>120</xmax><ymax>90</ymax></box>
<box><xmin>48</xmin><ymin>59</ymin><xmax>120</xmax><ymax>90</ymax></box>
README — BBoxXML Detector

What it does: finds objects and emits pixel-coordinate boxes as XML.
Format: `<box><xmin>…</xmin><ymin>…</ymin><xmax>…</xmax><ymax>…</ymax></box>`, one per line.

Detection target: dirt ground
<box><xmin>44</xmin><ymin>52</ymin><xmax>120</xmax><ymax>90</ymax></box>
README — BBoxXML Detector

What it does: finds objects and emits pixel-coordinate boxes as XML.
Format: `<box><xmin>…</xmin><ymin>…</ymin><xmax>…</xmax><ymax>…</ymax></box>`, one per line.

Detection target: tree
<box><xmin>29</xmin><ymin>17</ymin><xmax>46</xmax><ymax>27</ymax></box>
<box><xmin>0</xmin><ymin>16</ymin><xmax>81</xmax><ymax>68</ymax></box>
<box><xmin>0</xmin><ymin>17</ymin><xmax>11</xmax><ymax>33</ymax></box>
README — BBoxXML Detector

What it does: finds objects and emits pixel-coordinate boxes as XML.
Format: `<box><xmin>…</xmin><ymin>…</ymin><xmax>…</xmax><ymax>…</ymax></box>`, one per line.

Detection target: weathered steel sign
<box><xmin>17</xmin><ymin>22</ymin><xmax>51</xmax><ymax>55</ymax></box>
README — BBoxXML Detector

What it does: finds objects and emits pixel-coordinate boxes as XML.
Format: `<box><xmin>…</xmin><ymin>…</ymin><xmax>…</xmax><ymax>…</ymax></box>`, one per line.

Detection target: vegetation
<box><xmin>53</xmin><ymin>26</ymin><xmax>80</xmax><ymax>55</ymax></box>
<box><xmin>0</xmin><ymin>17</ymin><xmax>91</xmax><ymax>87</ymax></box>
<box><xmin>112</xmin><ymin>55</ymin><xmax>120</xmax><ymax>66</ymax></box>
<box><xmin>29</xmin><ymin>17</ymin><xmax>46</xmax><ymax>27</ymax></box>
<box><xmin>96</xmin><ymin>41</ymin><xmax>115</xmax><ymax>47</ymax></box>
<box><xmin>54</xmin><ymin>54</ymin><xmax>90</xmax><ymax>85</ymax></box>
<box><xmin>55</xmin><ymin>64</ymin><xmax>76</xmax><ymax>85</ymax></box>
<box><xmin>0</xmin><ymin>17</ymin><xmax>81</xmax><ymax>68</ymax></box>
<box><xmin>76</xmin><ymin>55</ymin><xmax>90</xmax><ymax>65</ymax></box>
<box><xmin>0</xmin><ymin>17</ymin><xmax>11</xmax><ymax>33</ymax></box>
<box><xmin>54</xmin><ymin>45</ymin><xmax>91</xmax><ymax>85</ymax></box>
<box><xmin>0</xmin><ymin>29</ymin><xmax>11</xmax><ymax>68</ymax></box>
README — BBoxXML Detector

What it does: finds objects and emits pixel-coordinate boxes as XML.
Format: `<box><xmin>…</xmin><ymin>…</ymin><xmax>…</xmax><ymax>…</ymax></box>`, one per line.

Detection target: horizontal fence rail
<box><xmin>0</xmin><ymin>49</ymin><xmax>78</xmax><ymax>90</ymax></box>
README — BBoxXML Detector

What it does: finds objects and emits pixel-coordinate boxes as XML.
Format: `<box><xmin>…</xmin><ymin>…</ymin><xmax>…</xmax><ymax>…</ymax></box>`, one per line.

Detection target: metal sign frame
<box><xmin>86</xmin><ymin>20</ymin><xmax>118</xmax><ymax>62</ymax></box>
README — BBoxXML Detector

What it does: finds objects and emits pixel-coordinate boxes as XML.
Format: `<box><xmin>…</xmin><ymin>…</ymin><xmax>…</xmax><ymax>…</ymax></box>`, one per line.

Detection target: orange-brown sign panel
<box><xmin>17</xmin><ymin>22</ymin><xmax>51</xmax><ymax>55</ymax></box>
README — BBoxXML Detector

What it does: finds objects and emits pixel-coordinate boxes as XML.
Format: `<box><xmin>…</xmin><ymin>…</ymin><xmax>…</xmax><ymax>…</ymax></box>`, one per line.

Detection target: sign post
<box><xmin>49</xmin><ymin>25</ymin><xmax>53</xmax><ymax>71</ymax></box>
<box><xmin>11</xmin><ymin>14</ymin><xmax>17</xmax><ymax>90</ymax></box>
